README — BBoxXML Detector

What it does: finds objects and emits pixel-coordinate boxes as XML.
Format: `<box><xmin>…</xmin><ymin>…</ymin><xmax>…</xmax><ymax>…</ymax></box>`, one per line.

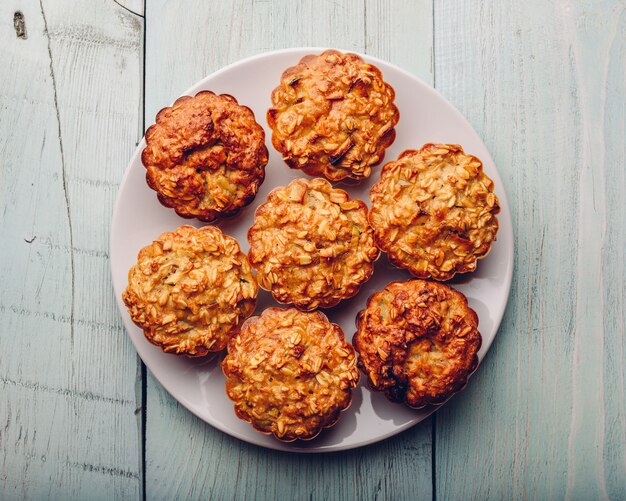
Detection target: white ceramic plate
<box><xmin>111</xmin><ymin>48</ymin><xmax>514</xmax><ymax>452</ymax></box>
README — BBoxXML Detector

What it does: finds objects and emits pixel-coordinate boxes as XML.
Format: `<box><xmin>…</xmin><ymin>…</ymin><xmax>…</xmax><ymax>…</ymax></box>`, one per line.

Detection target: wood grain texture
<box><xmin>147</xmin><ymin>372</ymin><xmax>433</xmax><ymax>500</ymax></box>
<box><xmin>144</xmin><ymin>1</ymin><xmax>434</xmax><ymax>499</ymax></box>
<box><xmin>433</xmin><ymin>0</ymin><xmax>626</xmax><ymax>499</ymax></box>
<box><xmin>0</xmin><ymin>0</ymin><xmax>143</xmax><ymax>498</ymax></box>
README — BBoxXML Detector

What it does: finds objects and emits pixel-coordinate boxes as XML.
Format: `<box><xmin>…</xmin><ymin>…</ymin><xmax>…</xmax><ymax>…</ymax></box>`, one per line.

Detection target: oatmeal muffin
<box><xmin>142</xmin><ymin>91</ymin><xmax>268</xmax><ymax>221</ymax></box>
<box><xmin>353</xmin><ymin>279</ymin><xmax>481</xmax><ymax>408</ymax></box>
<box><xmin>122</xmin><ymin>225</ymin><xmax>258</xmax><ymax>356</ymax></box>
<box><xmin>247</xmin><ymin>178</ymin><xmax>379</xmax><ymax>310</ymax></box>
<box><xmin>222</xmin><ymin>307</ymin><xmax>359</xmax><ymax>441</ymax></box>
<box><xmin>267</xmin><ymin>49</ymin><xmax>399</xmax><ymax>181</ymax></box>
<box><xmin>369</xmin><ymin>143</ymin><xmax>500</xmax><ymax>280</ymax></box>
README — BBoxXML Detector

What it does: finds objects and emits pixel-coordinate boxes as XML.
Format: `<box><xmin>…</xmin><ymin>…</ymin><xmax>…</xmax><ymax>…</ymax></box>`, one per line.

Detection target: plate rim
<box><xmin>110</xmin><ymin>46</ymin><xmax>515</xmax><ymax>453</ymax></box>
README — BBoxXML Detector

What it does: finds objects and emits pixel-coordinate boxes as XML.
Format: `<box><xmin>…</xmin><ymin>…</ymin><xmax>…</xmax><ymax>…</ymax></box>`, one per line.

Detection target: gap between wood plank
<box><xmin>432</xmin><ymin>417</ymin><xmax>437</xmax><ymax>501</ymax></box>
<box><xmin>363</xmin><ymin>0</ymin><xmax>367</xmax><ymax>53</ymax></box>
<box><xmin>431</xmin><ymin>0</ymin><xmax>436</xmax><ymax>88</ymax></box>
<box><xmin>140</xmin><ymin>2</ymin><xmax>148</xmax><ymax>500</ymax></box>
<box><xmin>141</xmin><ymin>363</ymin><xmax>147</xmax><ymax>501</ymax></box>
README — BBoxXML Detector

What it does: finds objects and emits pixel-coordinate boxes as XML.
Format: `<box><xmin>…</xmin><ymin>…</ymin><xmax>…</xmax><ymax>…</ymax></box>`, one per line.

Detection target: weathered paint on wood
<box><xmin>0</xmin><ymin>0</ymin><xmax>143</xmax><ymax>498</ymax></box>
<box><xmin>434</xmin><ymin>0</ymin><xmax>626</xmax><ymax>499</ymax></box>
<box><xmin>143</xmin><ymin>1</ymin><xmax>434</xmax><ymax>499</ymax></box>
<box><xmin>147</xmin><ymin>374</ymin><xmax>433</xmax><ymax>500</ymax></box>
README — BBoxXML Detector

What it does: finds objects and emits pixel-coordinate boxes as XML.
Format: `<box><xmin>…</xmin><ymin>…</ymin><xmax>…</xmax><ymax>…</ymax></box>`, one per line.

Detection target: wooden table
<box><xmin>2</xmin><ymin>1</ymin><xmax>624</xmax><ymax>499</ymax></box>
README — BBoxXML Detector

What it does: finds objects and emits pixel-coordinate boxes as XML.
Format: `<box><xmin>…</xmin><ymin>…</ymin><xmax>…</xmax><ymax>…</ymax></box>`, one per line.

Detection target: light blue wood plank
<box><xmin>144</xmin><ymin>1</ymin><xmax>434</xmax><ymax>499</ymax></box>
<box><xmin>434</xmin><ymin>0</ymin><xmax>626</xmax><ymax>499</ymax></box>
<box><xmin>597</xmin><ymin>4</ymin><xmax>625</xmax><ymax>498</ymax></box>
<box><xmin>0</xmin><ymin>0</ymin><xmax>143</xmax><ymax>498</ymax></box>
<box><xmin>147</xmin><ymin>373</ymin><xmax>433</xmax><ymax>501</ymax></box>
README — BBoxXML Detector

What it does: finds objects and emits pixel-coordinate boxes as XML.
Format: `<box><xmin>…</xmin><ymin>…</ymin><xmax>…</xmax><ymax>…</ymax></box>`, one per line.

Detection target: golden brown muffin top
<box><xmin>142</xmin><ymin>91</ymin><xmax>268</xmax><ymax>222</ymax></box>
<box><xmin>222</xmin><ymin>307</ymin><xmax>359</xmax><ymax>441</ymax></box>
<box><xmin>353</xmin><ymin>279</ymin><xmax>481</xmax><ymax>408</ymax></box>
<box><xmin>369</xmin><ymin>143</ymin><xmax>500</xmax><ymax>280</ymax></box>
<box><xmin>267</xmin><ymin>50</ymin><xmax>399</xmax><ymax>181</ymax></box>
<box><xmin>122</xmin><ymin>225</ymin><xmax>258</xmax><ymax>356</ymax></box>
<box><xmin>247</xmin><ymin>178</ymin><xmax>379</xmax><ymax>310</ymax></box>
